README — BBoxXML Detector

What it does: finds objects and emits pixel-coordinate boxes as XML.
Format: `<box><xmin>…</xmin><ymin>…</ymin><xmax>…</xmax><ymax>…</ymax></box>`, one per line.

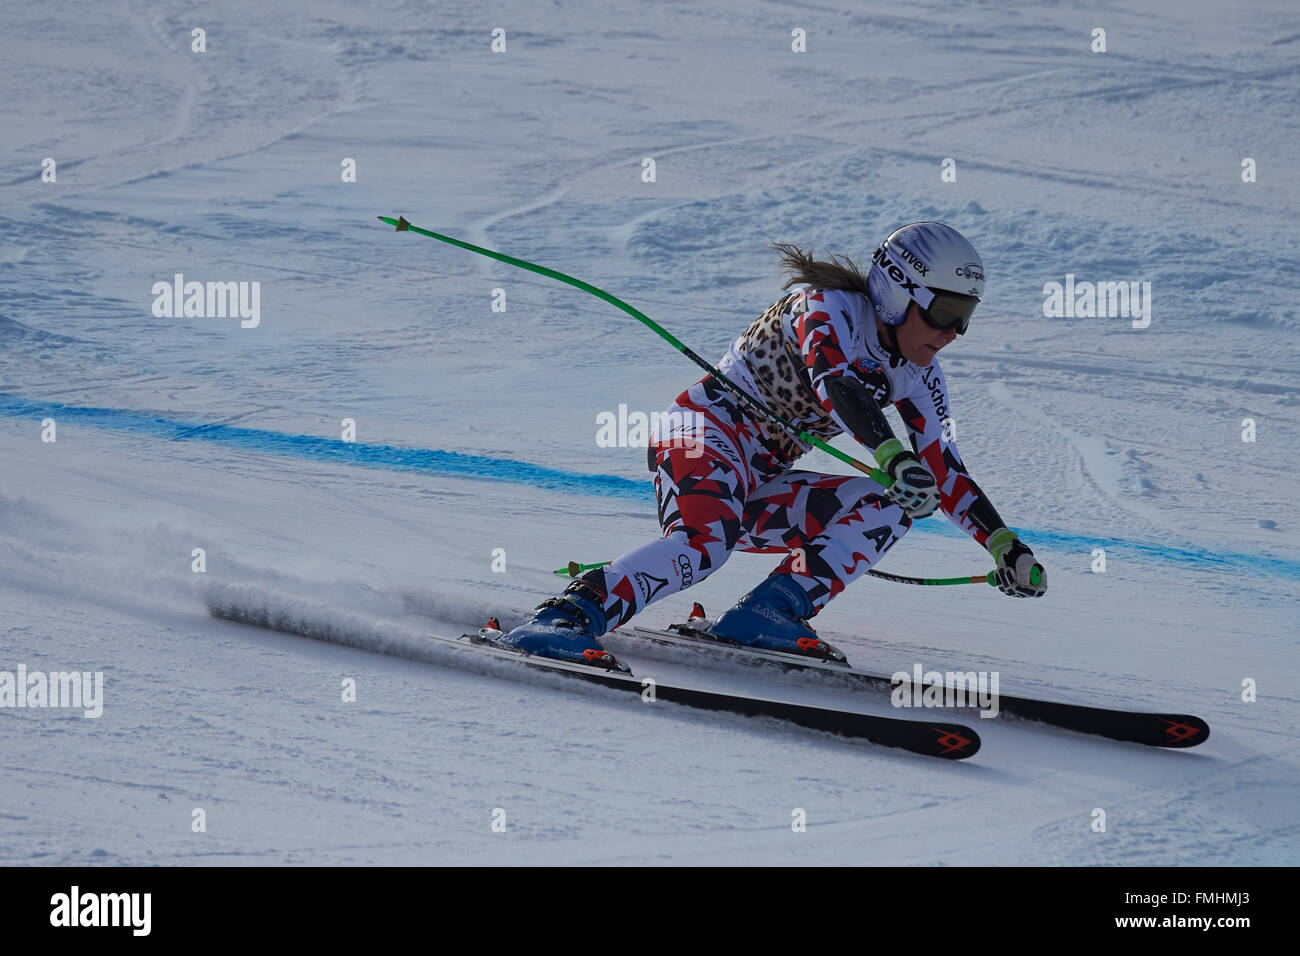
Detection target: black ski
<box><xmin>207</xmin><ymin>601</ymin><xmax>980</xmax><ymax>760</ymax></box>
<box><xmin>621</xmin><ymin>624</ymin><xmax>1209</xmax><ymax>749</ymax></box>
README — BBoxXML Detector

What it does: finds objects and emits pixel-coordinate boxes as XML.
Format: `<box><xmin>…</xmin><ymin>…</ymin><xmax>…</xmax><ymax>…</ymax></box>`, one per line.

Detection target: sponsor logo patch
<box><xmin>920</xmin><ymin>365</ymin><xmax>948</xmax><ymax>419</ymax></box>
<box><xmin>675</xmin><ymin>553</ymin><xmax>695</xmax><ymax>587</ymax></box>
<box><xmin>634</xmin><ymin>572</ymin><xmax>668</xmax><ymax>603</ymax></box>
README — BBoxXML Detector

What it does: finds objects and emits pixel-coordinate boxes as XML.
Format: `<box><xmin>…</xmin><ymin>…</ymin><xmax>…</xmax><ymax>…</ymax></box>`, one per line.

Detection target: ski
<box><xmin>207</xmin><ymin>601</ymin><xmax>980</xmax><ymax>760</ymax></box>
<box><xmin>619</xmin><ymin>623</ymin><xmax>1210</xmax><ymax>749</ymax></box>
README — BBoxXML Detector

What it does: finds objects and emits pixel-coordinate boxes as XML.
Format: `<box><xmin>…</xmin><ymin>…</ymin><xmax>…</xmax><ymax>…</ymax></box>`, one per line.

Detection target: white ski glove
<box><xmin>874</xmin><ymin>438</ymin><xmax>939</xmax><ymax>519</ymax></box>
<box><xmin>987</xmin><ymin>528</ymin><xmax>1047</xmax><ymax>598</ymax></box>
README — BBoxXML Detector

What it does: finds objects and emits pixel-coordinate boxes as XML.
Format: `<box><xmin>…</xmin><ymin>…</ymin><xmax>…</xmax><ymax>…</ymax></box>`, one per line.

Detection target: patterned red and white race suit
<box><xmin>580</xmin><ymin>286</ymin><xmax>1008</xmax><ymax>631</ymax></box>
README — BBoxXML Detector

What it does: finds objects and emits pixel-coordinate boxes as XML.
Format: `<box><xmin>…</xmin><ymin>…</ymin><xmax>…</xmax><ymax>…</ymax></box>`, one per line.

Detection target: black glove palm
<box><xmin>987</xmin><ymin>528</ymin><xmax>1047</xmax><ymax>598</ymax></box>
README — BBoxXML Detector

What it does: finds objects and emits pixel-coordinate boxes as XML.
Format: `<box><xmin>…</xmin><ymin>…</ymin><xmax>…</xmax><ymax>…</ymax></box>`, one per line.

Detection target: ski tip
<box><xmin>931</xmin><ymin>725</ymin><xmax>981</xmax><ymax>759</ymax></box>
<box><xmin>486</xmin><ymin>616</ymin><xmax>500</xmax><ymax>631</ymax></box>
<box><xmin>1155</xmin><ymin>715</ymin><xmax>1210</xmax><ymax>748</ymax></box>
<box><xmin>689</xmin><ymin>602</ymin><xmax>707</xmax><ymax>619</ymax></box>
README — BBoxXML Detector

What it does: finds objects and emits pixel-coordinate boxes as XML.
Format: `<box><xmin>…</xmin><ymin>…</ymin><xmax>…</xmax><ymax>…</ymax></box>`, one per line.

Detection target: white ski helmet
<box><xmin>866</xmin><ymin>222</ymin><xmax>984</xmax><ymax>333</ymax></box>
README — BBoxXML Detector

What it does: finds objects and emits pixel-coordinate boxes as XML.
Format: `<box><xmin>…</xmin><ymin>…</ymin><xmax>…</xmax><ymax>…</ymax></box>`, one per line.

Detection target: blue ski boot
<box><xmin>496</xmin><ymin>581</ymin><xmax>628</xmax><ymax>672</ymax></box>
<box><xmin>707</xmin><ymin>574</ymin><xmax>846</xmax><ymax>662</ymax></box>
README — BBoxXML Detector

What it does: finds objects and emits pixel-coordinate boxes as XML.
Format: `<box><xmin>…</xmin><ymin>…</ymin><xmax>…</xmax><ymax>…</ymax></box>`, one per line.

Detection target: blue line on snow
<box><xmin>0</xmin><ymin>392</ymin><xmax>646</xmax><ymax>501</ymax></box>
<box><xmin>2</xmin><ymin>391</ymin><xmax>1296</xmax><ymax>581</ymax></box>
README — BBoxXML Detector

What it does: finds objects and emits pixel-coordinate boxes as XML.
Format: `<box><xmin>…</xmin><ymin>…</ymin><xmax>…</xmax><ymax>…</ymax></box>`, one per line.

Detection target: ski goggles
<box><xmin>913</xmin><ymin>286</ymin><xmax>979</xmax><ymax>335</ymax></box>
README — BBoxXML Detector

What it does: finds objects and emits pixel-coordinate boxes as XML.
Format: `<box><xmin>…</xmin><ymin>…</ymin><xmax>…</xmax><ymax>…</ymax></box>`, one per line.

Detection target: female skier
<box><xmin>499</xmin><ymin>221</ymin><xmax>1047</xmax><ymax>667</ymax></box>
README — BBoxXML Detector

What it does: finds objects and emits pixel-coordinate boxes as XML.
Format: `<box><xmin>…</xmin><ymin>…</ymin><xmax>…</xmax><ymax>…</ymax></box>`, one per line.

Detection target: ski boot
<box><xmin>493</xmin><ymin>581</ymin><xmax>628</xmax><ymax>672</ymax></box>
<box><xmin>706</xmin><ymin>574</ymin><xmax>846</xmax><ymax>663</ymax></box>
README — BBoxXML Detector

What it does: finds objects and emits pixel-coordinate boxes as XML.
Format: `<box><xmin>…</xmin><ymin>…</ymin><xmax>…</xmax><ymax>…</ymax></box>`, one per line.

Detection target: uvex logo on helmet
<box><xmin>896</xmin><ymin>245</ymin><xmax>930</xmax><ymax>276</ymax></box>
<box><xmin>871</xmin><ymin>245</ymin><xmax>920</xmax><ymax>295</ymax></box>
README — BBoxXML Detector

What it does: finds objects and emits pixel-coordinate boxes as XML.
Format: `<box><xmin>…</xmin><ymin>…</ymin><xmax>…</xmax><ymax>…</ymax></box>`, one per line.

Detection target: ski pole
<box><xmin>554</xmin><ymin>557</ymin><xmax>1024</xmax><ymax>589</ymax></box>
<box><xmin>379</xmin><ymin>215</ymin><xmax>890</xmax><ymax>483</ymax></box>
<box><xmin>553</xmin><ymin>560</ymin><xmax>611</xmax><ymax>577</ymax></box>
<box><xmin>869</xmin><ymin>567</ymin><xmax>1041</xmax><ymax>588</ymax></box>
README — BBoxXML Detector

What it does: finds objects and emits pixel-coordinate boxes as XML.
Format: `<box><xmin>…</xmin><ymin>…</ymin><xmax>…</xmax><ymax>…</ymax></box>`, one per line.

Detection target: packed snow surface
<box><xmin>1</xmin><ymin>0</ymin><xmax>1297</xmax><ymax>864</ymax></box>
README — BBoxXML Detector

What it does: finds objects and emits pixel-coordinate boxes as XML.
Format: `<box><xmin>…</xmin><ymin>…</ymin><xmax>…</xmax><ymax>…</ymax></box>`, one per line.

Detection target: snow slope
<box><xmin>1</xmin><ymin>0</ymin><xmax>1297</xmax><ymax>865</ymax></box>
